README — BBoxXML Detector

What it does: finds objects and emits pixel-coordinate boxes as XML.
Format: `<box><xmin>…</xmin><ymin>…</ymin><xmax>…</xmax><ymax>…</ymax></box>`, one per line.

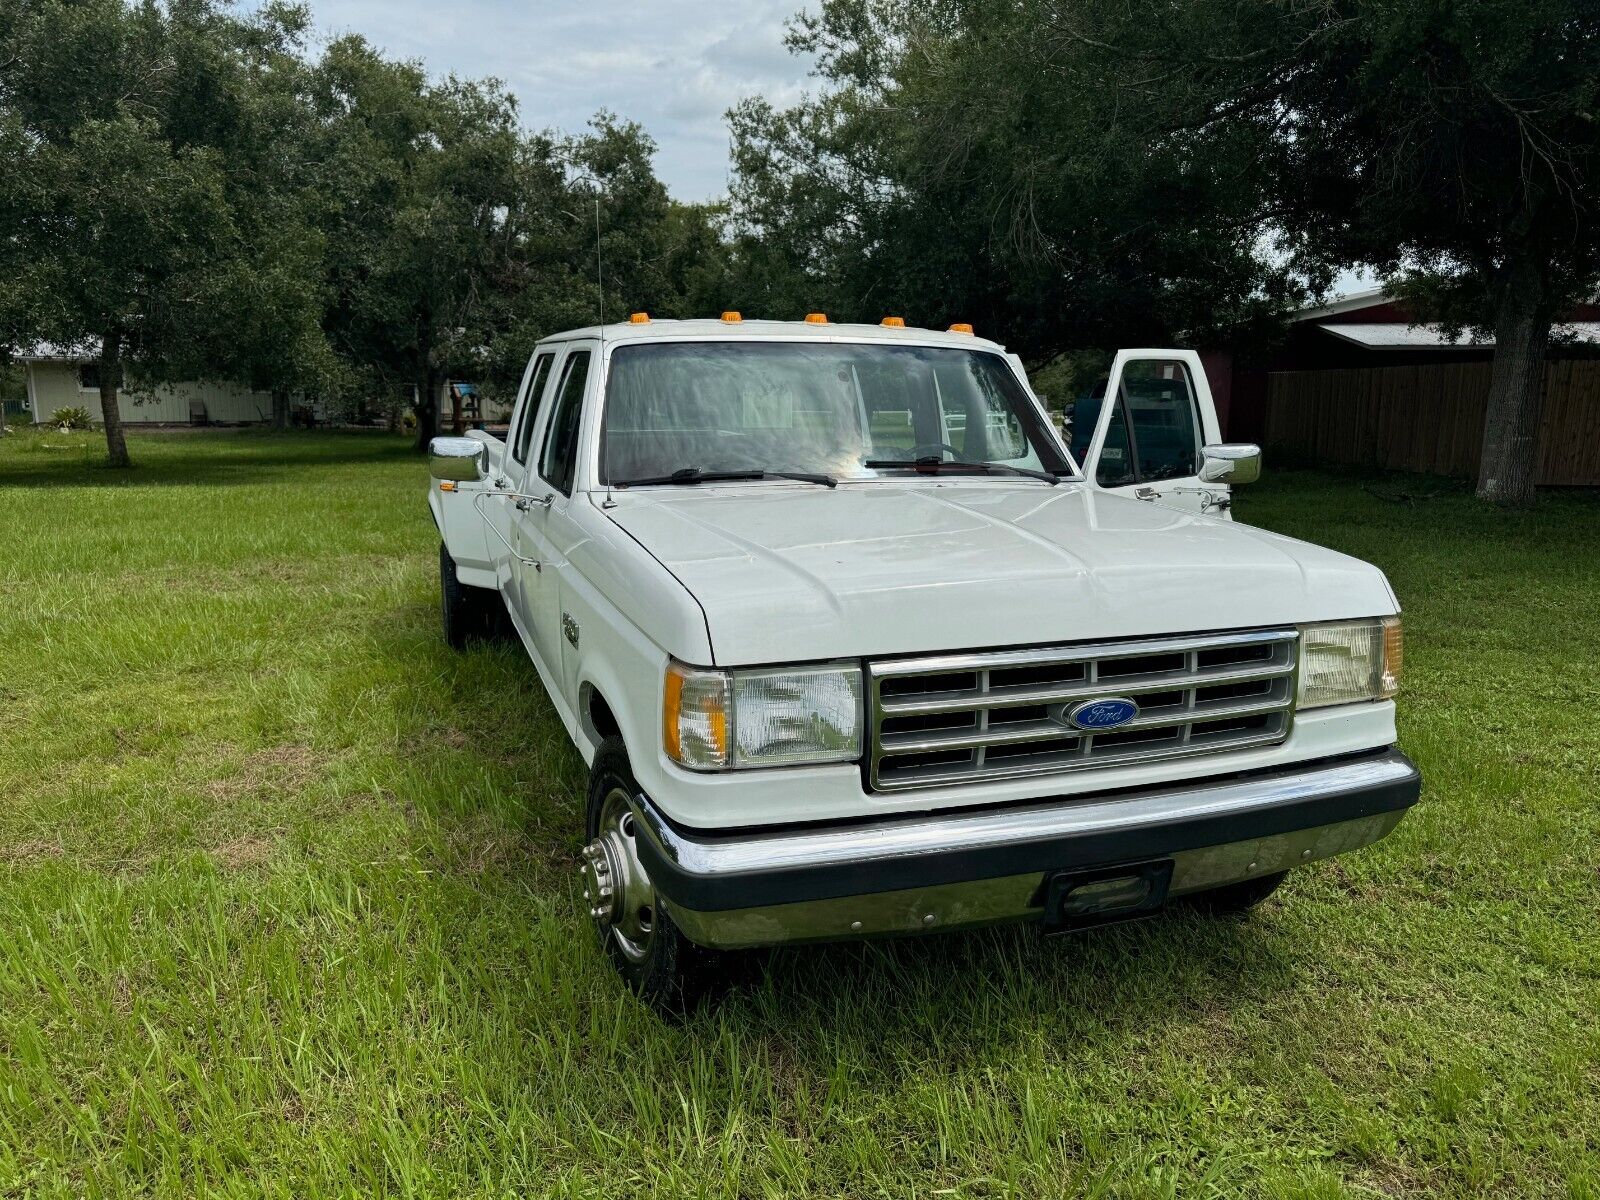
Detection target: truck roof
<box><xmin>539</xmin><ymin>317</ymin><xmax>1008</xmax><ymax>352</ymax></box>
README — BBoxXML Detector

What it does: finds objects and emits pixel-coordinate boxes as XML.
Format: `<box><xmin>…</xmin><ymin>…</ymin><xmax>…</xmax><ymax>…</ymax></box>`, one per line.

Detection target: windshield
<box><xmin>599</xmin><ymin>341</ymin><xmax>1074</xmax><ymax>485</ymax></box>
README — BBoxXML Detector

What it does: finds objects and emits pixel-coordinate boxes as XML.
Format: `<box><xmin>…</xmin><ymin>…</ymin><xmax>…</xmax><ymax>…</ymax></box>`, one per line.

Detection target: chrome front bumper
<box><xmin>629</xmin><ymin>750</ymin><xmax>1420</xmax><ymax>949</ymax></box>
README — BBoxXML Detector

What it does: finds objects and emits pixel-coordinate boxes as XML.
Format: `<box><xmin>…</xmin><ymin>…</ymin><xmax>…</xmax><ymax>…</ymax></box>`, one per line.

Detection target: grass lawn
<box><xmin>1</xmin><ymin>428</ymin><xmax>1597</xmax><ymax>1198</ymax></box>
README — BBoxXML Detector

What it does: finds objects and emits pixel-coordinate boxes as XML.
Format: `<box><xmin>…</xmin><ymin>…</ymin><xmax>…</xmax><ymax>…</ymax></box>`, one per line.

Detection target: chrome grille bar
<box><xmin>868</xmin><ymin>628</ymin><xmax>1299</xmax><ymax>791</ymax></box>
<box><xmin>877</xmin><ymin>660</ymin><xmax>1296</xmax><ymax>717</ymax></box>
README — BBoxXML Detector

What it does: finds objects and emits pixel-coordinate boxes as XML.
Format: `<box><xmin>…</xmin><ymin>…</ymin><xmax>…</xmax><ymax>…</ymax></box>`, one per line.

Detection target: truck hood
<box><xmin>602</xmin><ymin>482</ymin><xmax>1396</xmax><ymax>665</ymax></box>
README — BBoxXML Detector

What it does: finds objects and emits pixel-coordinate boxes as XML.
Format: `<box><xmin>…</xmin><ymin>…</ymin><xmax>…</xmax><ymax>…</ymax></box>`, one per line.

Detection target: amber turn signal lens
<box><xmin>663</xmin><ymin>662</ymin><xmax>731</xmax><ymax>770</ymax></box>
<box><xmin>1381</xmin><ymin>615</ymin><xmax>1403</xmax><ymax>698</ymax></box>
<box><xmin>438</xmin><ymin>480</ymin><xmax>457</xmax><ymax>492</ymax></box>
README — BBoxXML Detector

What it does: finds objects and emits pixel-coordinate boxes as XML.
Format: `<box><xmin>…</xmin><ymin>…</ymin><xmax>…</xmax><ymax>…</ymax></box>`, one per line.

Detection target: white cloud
<box><xmin>274</xmin><ymin>0</ymin><xmax>817</xmax><ymax>200</ymax></box>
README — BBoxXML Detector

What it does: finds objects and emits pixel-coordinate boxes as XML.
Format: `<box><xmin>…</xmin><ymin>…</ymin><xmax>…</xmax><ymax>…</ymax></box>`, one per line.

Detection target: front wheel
<box><xmin>439</xmin><ymin>542</ymin><xmax>501</xmax><ymax>650</ymax></box>
<box><xmin>581</xmin><ymin>737</ymin><xmax>723</xmax><ymax>1012</ymax></box>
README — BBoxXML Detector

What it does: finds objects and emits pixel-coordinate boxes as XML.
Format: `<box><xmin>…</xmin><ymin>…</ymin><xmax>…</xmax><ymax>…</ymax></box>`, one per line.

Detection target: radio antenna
<box><xmin>594</xmin><ymin>192</ymin><xmax>605</xmax><ymax>332</ymax></box>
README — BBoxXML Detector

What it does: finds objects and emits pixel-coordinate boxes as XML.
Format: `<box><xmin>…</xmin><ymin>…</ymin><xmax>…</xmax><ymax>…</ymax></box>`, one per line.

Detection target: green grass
<box><xmin>1</xmin><ymin>428</ymin><xmax>1597</xmax><ymax>1198</ymax></box>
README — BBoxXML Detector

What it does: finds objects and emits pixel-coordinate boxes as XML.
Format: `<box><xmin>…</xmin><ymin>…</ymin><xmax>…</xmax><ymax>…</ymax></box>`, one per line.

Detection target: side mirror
<box><xmin>429</xmin><ymin>436</ymin><xmax>486</xmax><ymax>482</ymax></box>
<box><xmin>1199</xmin><ymin>443</ymin><xmax>1262</xmax><ymax>485</ymax></box>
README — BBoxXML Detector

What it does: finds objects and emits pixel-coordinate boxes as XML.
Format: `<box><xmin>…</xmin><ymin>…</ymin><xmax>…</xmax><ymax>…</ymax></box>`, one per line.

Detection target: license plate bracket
<box><xmin>1041</xmin><ymin>859</ymin><xmax>1175</xmax><ymax>933</ymax></box>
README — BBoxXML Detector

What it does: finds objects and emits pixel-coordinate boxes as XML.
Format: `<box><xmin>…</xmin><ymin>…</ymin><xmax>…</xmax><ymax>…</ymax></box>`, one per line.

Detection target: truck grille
<box><xmin>868</xmin><ymin>629</ymin><xmax>1298</xmax><ymax>791</ymax></box>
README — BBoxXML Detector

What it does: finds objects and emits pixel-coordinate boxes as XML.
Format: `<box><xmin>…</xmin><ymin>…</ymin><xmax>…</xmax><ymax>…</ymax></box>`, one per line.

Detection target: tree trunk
<box><xmin>271</xmin><ymin>388</ymin><xmax>291</xmax><ymax>431</ymax></box>
<box><xmin>98</xmin><ymin>332</ymin><xmax>130</xmax><ymax>468</ymax></box>
<box><xmin>413</xmin><ymin>364</ymin><xmax>438</xmax><ymax>453</ymax></box>
<box><xmin>1476</xmin><ymin>259</ymin><xmax>1550</xmax><ymax>506</ymax></box>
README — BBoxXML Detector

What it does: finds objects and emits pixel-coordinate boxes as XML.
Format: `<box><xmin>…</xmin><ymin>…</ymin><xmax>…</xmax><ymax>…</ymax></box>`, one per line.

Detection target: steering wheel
<box><xmin>909</xmin><ymin>442</ymin><xmax>962</xmax><ymax>460</ymax></box>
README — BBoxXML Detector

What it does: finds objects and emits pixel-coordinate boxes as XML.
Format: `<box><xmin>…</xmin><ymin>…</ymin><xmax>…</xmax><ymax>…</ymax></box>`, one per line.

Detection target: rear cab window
<box><xmin>509</xmin><ymin>352</ymin><xmax>556</xmax><ymax>465</ymax></box>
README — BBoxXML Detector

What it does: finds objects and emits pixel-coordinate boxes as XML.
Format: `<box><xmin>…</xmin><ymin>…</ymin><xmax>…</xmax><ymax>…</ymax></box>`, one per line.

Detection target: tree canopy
<box><xmin>0</xmin><ymin>0</ymin><xmax>726</xmax><ymax>462</ymax></box>
<box><xmin>722</xmin><ymin>1</ymin><xmax>1304</xmax><ymax>364</ymax></box>
<box><xmin>4</xmin><ymin>0</ymin><xmax>1595</xmax><ymax>501</ymax></box>
<box><xmin>723</xmin><ymin>0</ymin><xmax>1600</xmax><ymax>503</ymax></box>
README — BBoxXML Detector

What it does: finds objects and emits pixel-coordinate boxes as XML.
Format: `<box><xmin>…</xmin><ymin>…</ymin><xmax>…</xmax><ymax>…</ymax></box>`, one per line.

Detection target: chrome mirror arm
<box><xmin>471</xmin><ymin>492</ymin><xmax>543</xmax><ymax>568</ymax></box>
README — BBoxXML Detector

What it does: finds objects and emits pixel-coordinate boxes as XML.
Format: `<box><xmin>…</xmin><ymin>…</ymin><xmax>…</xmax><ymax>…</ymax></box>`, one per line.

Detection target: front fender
<box><xmin>575</xmin><ymin>648</ymin><xmax>661</xmax><ymax>768</ymax></box>
<box><xmin>428</xmin><ymin>480</ymin><xmax>497</xmax><ymax>588</ymax></box>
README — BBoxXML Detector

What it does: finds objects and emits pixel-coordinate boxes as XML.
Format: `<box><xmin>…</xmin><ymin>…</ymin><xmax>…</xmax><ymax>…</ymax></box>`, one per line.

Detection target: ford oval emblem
<box><xmin>1066</xmin><ymin>697</ymin><xmax>1140</xmax><ymax>731</ymax></box>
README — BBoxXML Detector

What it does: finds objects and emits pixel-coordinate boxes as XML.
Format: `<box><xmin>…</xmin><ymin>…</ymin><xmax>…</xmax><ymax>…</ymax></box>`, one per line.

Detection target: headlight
<box><xmin>664</xmin><ymin>661</ymin><xmax>863</xmax><ymax>770</ymax></box>
<box><xmin>1298</xmin><ymin>617</ymin><xmax>1402</xmax><ymax>709</ymax></box>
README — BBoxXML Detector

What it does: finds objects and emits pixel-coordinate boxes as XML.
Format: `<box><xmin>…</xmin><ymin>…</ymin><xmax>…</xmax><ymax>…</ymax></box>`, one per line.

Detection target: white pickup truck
<box><xmin>428</xmin><ymin>315</ymin><xmax>1418</xmax><ymax>1007</ymax></box>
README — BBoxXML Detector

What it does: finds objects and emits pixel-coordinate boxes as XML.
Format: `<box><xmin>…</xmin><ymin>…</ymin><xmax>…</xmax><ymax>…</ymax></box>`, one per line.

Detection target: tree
<box><xmin>196</xmin><ymin>9</ymin><xmax>343</xmax><ymax>431</ymax></box>
<box><xmin>986</xmin><ymin>0</ymin><xmax>1600</xmax><ymax>505</ymax></box>
<box><xmin>312</xmin><ymin>41</ymin><xmax>530</xmax><ymax>449</ymax></box>
<box><xmin>0</xmin><ymin>0</ymin><xmax>310</xmax><ymax>466</ymax></box>
<box><xmin>1259</xmin><ymin>0</ymin><xmax>1600</xmax><ymax>505</ymax></box>
<box><xmin>466</xmin><ymin>115</ymin><xmax>734</xmax><ymax>405</ymax></box>
<box><xmin>722</xmin><ymin>1</ymin><xmax>1298</xmax><ymax>363</ymax></box>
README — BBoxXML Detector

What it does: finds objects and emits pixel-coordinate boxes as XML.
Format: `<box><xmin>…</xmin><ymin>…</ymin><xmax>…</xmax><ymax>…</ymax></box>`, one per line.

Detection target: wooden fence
<box><xmin>1265</xmin><ymin>360</ymin><xmax>1600</xmax><ymax>485</ymax></box>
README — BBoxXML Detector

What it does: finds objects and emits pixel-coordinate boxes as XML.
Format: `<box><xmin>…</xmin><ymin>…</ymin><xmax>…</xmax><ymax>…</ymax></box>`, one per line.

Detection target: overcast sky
<box><xmin>280</xmin><ymin>0</ymin><xmax>817</xmax><ymax>202</ymax></box>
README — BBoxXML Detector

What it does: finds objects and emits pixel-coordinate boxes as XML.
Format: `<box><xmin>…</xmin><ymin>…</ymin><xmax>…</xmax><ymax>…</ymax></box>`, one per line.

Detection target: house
<box><xmin>1210</xmin><ymin>288</ymin><xmax>1600</xmax><ymax>486</ymax></box>
<box><xmin>18</xmin><ymin>344</ymin><xmax>277</xmax><ymax>426</ymax></box>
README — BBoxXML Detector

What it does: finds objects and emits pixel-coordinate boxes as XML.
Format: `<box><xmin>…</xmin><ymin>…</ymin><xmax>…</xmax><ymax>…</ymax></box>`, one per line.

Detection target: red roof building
<box><xmin>1208</xmin><ymin>288</ymin><xmax>1600</xmax><ymax>486</ymax></box>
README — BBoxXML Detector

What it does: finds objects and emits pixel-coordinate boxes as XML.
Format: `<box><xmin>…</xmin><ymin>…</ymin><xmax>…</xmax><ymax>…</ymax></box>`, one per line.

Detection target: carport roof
<box><xmin>1318</xmin><ymin>321</ymin><xmax>1600</xmax><ymax>349</ymax></box>
<box><xmin>13</xmin><ymin>342</ymin><xmax>97</xmax><ymax>363</ymax></box>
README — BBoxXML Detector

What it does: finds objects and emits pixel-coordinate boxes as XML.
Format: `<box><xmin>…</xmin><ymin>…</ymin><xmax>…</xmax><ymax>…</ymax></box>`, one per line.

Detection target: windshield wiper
<box><xmin>865</xmin><ymin>456</ymin><xmax>1059</xmax><ymax>484</ymax></box>
<box><xmin>613</xmin><ymin>467</ymin><xmax>837</xmax><ymax>489</ymax></box>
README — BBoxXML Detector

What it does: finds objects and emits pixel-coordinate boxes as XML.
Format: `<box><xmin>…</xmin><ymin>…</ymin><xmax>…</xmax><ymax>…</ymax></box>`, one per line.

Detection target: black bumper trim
<box><xmin>634</xmin><ymin>751</ymin><xmax>1421</xmax><ymax>912</ymax></box>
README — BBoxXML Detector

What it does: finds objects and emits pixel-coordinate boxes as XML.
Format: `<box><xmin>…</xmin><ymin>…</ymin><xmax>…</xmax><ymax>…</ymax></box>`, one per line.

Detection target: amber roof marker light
<box><xmin>628</xmin><ymin>312</ymin><xmax>650</xmax><ymax>324</ymax></box>
<box><xmin>803</xmin><ymin>313</ymin><xmax>829</xmax><ymax>324</ymax></box>
<box><xmin>881</xmin><ymin>316</ymin><xmax>906</xmax><ymax>328</ymax></box>
<box><xmin>721</xmin><ymin>311</ymin><xmax>743</xmax><ymax>323</ymax></box>
<box><xmin>948</xmin><ymin>322</ymin><xmax>974</xmax><ymax>335</ymax></box>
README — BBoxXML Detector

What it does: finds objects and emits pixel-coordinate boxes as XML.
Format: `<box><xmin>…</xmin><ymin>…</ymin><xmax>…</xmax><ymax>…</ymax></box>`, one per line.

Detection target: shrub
<box><xmin>50</xmin><ymin>406</ymin><xmax>94</xmax><ymax>430</ymax></box>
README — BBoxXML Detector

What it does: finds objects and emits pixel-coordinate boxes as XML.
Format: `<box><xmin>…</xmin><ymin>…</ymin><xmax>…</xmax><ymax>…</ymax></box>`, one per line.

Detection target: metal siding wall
<box><xmin>29</xmin><ymin>364</ymin><xmax>86</xmax><ymax>421</ymax></box>
<box><xmin>25</xmin><ymin>364</ymin><xmax>274</xmax><ymax>424</ymax></box>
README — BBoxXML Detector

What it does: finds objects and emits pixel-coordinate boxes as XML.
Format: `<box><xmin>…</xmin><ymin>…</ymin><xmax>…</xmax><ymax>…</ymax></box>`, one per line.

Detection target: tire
<box><xmin>439</xmin><ymin>542</ymin><xmax>497</xmax><ymax>650</ymax></box>
<box><xmin>1181</xmin><ymin>870</ymin><xmax>1288</xmax><ymax>916</ymax></box>
<box><xmin>582</xmin><ymin>736</ymin><xmax>722</xmax><ymax>1013</ymax></box>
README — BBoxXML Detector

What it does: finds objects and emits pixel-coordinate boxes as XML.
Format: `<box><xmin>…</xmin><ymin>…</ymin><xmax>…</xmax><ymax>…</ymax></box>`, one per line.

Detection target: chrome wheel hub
<box><xmin>580</xmin><ymin>787</ymin><xmax>656</xmax><ymax>961</ymax></box>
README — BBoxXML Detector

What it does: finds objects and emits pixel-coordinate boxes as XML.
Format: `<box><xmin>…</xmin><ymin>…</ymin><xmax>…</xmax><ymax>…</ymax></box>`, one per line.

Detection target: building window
<box><xmin>77</xmin><ymin>362</ymin><xmax>123</xmax><ymax>393</ymax></box>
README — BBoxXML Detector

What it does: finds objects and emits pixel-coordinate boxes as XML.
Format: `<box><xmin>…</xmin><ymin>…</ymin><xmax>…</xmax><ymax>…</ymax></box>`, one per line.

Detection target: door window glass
<box><xmin>510</xmin><ymin>353</ymin><xmax>554</xmax><ymax>465</ymax></box>
<box><xmin>1121</xmin><ymin>360</ymin><xmax>1201</xmax><ymax>481</ymax></box>
<box><xmin>539</xmin><ymin>350</ymin><xmax>591</xmax><ymax>495</ymax></box>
